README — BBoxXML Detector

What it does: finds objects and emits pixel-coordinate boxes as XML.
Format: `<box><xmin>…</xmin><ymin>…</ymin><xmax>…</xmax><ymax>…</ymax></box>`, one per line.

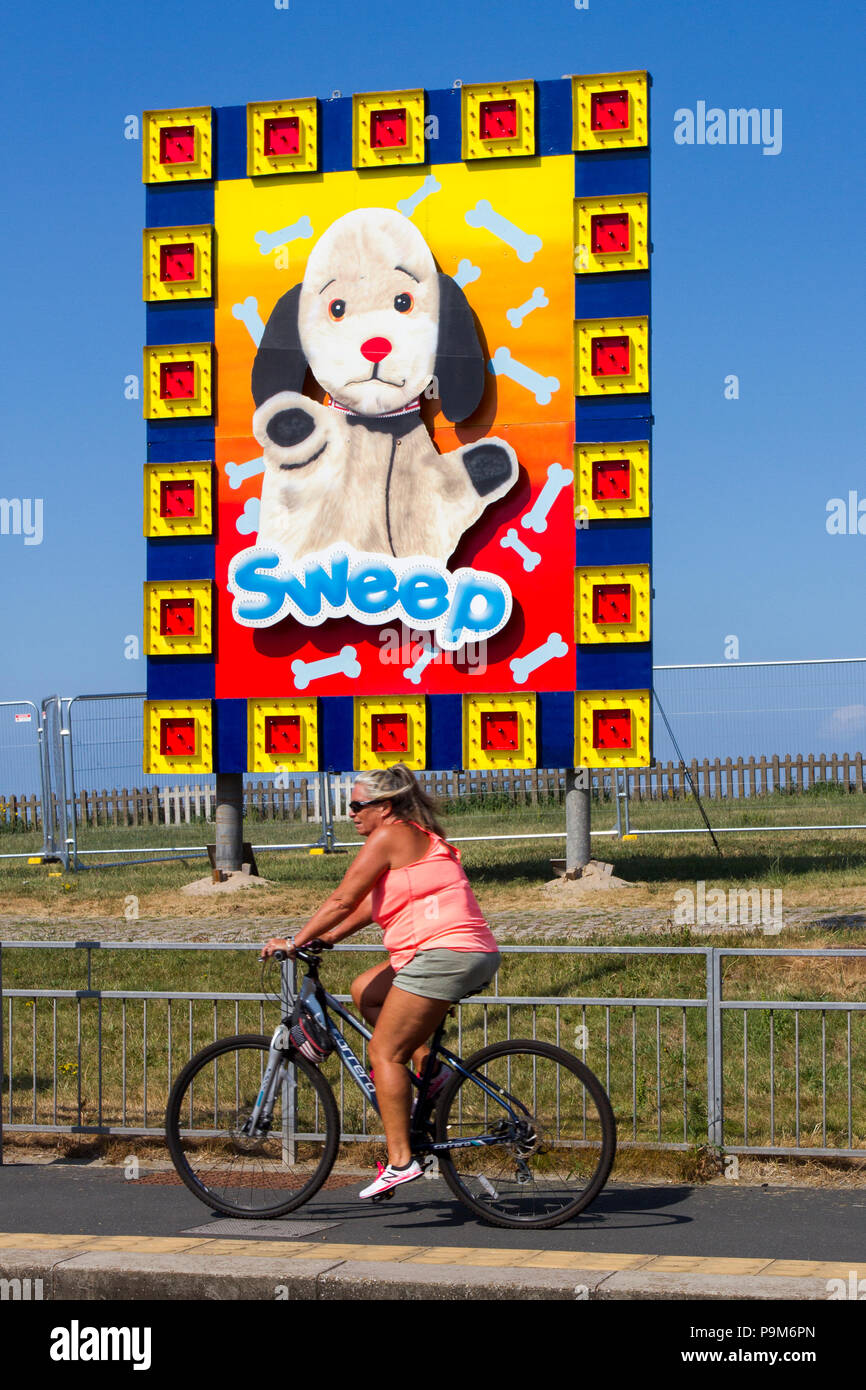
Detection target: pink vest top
<box><xmin>370</xmin><ymin>822</ymin><xmax>499</xmax><ymax>970</ymax></box>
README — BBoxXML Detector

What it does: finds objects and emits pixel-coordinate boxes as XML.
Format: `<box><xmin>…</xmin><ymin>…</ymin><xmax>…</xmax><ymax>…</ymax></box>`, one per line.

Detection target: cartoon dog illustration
<box><xmin>252</xmin><ymin>207</ymin><xmax>518</xmax><ymax>565</ymax></box>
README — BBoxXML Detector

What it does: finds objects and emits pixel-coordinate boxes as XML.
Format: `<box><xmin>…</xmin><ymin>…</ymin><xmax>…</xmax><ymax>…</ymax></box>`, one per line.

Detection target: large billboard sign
<box><xmin>142</xmin><ymin>75</ymin><xmax>652</xmax><ymax>775</ymax></box>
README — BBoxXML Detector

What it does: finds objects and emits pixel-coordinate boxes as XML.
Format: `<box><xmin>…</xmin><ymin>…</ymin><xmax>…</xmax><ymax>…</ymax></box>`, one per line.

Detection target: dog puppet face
<box><xmin>252</xmin><ymin>207</ymin><xmax>486</xmax><ymax>424</ymax></box>
<box><xmin>298</xmin><ymin>208</ymin><xmax>439</xmax><ymax>415</ymax></box>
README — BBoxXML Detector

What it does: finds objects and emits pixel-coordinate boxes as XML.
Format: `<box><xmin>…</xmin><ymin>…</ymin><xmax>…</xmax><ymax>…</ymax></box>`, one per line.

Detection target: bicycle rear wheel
<box><xmin>165</xmin><ymin>1033</ymin><xmax>339</xmax><ymax>1218</ymax></box>
<box><xmin>434</xmin><ymin>1039</ymin><xmax>616</xmax><ymax>1230</ymax></box>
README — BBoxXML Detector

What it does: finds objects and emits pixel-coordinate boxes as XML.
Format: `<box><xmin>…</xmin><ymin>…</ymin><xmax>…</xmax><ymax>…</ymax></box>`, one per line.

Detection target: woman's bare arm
<box><xmin>262</xmin><ymin>835</ymin><xmax>394</xmax><ymax>957</ymax></box>
<box><xmin>319</xmin><ymin>893</ymin><xmax>375</xmax><ymax>945</ymax></box>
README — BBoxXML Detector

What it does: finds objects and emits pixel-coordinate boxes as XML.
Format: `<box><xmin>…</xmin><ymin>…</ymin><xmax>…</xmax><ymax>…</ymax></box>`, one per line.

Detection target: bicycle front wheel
<box><xmin>435</xmin><ymin>1040</ymin><xmax>616</xmax><ymax>1230</ymax></box>
<box><xmin>165</xmin><ymin>1034</ymin><xmax>339</xmax><ymax>1218</ymax></box>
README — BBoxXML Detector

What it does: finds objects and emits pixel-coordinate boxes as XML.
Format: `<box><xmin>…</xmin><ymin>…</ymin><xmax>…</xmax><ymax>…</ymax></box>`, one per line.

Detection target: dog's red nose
<box><xmin>360</xmin><ymin>337</ymin><xmax>392</xmax><ymax>362</ymax></box>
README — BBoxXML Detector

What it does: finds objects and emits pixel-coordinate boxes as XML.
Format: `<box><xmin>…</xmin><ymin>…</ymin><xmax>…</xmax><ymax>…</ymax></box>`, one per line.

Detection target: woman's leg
<box><xmin>368</xmin><ymin>987</ymin><xmax>451</xmax><ymax>1167</ymax></box>
<box><xmin>350</xmin><ymin>960</ymin><xmax>394</xmax><ymax>1028</ymax></box>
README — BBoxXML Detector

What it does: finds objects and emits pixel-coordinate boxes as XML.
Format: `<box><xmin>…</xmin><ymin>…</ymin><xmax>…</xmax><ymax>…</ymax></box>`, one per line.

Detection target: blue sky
<box><xmin>0</xmin><ymin>0</ymin><xmax>863</xmax><ymax>704</ymax></box>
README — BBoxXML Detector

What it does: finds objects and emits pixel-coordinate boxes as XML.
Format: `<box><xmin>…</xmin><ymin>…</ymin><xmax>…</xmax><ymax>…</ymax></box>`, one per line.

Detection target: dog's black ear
<box><xmin>433</xmin><ymin>272</ymin><xmax>486</xmax><ymax>423</ymax></box>
<box><xmin>251</xmin><ymin>284</ymin><xmax>308</xmax><ymax>407</ymax></box>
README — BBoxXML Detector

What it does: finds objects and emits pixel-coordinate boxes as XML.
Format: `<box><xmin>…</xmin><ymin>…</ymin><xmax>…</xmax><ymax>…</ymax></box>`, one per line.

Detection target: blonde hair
<box><xmin>354</xmin><ymin>763</ymin><xmax>447</xmax><ymax>838</ymax></box>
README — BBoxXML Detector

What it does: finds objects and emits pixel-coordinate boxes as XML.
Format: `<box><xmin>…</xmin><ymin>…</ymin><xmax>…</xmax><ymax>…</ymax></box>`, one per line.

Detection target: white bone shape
<box><xmin>232</xmin><ymin>296</ymin><xmax>265</xmax><ymax>346</ymax></box>
<box><xmin>521</xmin><ymin>462</ymin><xmax>574</xmax><ymax>534</ymax></box>
<box><xmin>489</xmin><ymin>346</ymin><xmax>559</xmax><ymax>406</ymax></box>
<box><xmin>235</xmin><ymin>498</ymin><xmax>260</xmax><ymax>536</ymax></box>
<box><xmin>506</xmin><ymin>287</ymin><xmax>548</xmax><ymax>328</ymax></box>
<box><xmin>500</xmin><ymin>528</ymin><xmax>541</xmax><ymax>572</ymax></box>
<box><xmin>292</xmin><ymin>646</ymin><xmax>361</xmax><ymax>691</ymax></box>
<box><xmin>225</xmin><ymin>456</ymin><xmax>265</xmax><ymax>490</ymax></box>
<box><xmin>464</xmin><ymin>199</ymin><xmax>543</xmax><ymax>263</ymax></box>
<box><xmin>454</xmin><ymin>258</ymin><xmax>481</xmax><ymax>289</ymax></box>
<box><xmin>397</xmin><ymin>174</ymin><xmax>441</xmax><ymax>217</ymax></box>
<box><xmin>254</xmin><ymin>215</ymin><xmax>314</xmax><ymax>256</ymax></box>
<box><xmin>510</xmin><ymin>632</ymin><xmax>569</xmax><ymax>685</ymax></box>
<box><xmin>404</xmin><ymin>641</ymin><xmax>437</xmax><ymax>685</ymax></box>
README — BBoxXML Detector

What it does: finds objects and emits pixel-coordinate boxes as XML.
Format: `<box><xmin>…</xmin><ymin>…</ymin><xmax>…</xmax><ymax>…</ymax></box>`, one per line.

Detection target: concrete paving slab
<box><xmin>52</xmin><ymin>1251</ymin><xmax>344</xmax><ymax>1301</ymax></box>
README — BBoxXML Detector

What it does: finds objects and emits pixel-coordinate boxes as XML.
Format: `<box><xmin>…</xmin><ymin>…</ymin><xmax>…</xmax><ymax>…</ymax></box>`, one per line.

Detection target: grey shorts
<box><xmin>391</xmin><ymin>948</ymin><xmax>501</xmax><ymax>1002</ymax></box>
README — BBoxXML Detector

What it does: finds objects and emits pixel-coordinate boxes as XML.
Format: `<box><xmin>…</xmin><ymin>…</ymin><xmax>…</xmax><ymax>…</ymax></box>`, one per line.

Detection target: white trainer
<box><xmin>358</xmin><ymin>1158</ymin><xmax>423</xmax><ymax>1199</ymax></box>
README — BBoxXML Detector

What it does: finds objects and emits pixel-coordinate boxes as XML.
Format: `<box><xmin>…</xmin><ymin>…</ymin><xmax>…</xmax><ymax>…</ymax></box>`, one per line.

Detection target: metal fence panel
<box><xmin>2</xmin><ymin>943</ymin><xmax>863</xmax><ymax>1161</ymax></box>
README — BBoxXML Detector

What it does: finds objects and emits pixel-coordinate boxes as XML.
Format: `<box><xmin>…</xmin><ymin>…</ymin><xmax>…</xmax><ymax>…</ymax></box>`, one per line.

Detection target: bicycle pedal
<box><xmin>371</xmin><ymin>1189</ymin><xmax>396</xmax><ymax>1203</ymax></box>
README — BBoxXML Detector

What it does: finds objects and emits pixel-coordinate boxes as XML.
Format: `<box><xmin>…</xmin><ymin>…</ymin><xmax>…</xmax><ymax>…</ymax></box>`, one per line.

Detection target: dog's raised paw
<box><xmin>462</xmin><ymin>442</ymin><xmax>516</xmax><ymax>498</ymax></box>
<box><xmin>266</xmin><ymin>408</ymin><xmax>317</xmax><ymax>448</ymax></box>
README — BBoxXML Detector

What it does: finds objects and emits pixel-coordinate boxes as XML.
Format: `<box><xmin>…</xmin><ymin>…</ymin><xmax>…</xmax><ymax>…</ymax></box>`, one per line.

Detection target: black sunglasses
<box><xmin>349</xmin><ymin>799</ymin><xmax>378</xmax><ymax>813</ymax></box>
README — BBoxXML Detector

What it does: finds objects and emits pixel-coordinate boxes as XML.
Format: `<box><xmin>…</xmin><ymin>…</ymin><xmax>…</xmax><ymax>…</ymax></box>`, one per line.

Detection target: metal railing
<box><xmin>2</xmin><ymin>942</ymin><xmax>863</xmax><ymax>1161</ymax></box>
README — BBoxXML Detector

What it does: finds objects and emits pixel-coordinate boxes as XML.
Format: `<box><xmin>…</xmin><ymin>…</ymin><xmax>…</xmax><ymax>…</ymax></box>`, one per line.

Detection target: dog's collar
<box><xmin>327</xmin><ymin>396</ymin><xmax>421</xmax><ymax>418</ymax></box>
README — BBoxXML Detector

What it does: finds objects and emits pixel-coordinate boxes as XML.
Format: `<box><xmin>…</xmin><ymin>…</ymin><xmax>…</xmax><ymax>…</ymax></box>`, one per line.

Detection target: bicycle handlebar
<box><xmin>270</xmin><ymin>940</ymin><xmax>333</xmax><ymax>963</ymax></box>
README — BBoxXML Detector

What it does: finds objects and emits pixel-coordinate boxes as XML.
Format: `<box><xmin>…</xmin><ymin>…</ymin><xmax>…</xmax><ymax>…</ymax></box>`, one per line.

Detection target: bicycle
<box><xmin>164</xmin><ymin>941</ymin><xmax>616</xmax><ymax>1230</ymax></box>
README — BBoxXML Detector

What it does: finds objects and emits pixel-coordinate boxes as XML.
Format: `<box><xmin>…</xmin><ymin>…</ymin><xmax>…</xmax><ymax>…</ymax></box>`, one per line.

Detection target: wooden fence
<box><xmin>1</xmin><ymin>753</ymin><xmax>864</xmax><ymax>831</ymax></box>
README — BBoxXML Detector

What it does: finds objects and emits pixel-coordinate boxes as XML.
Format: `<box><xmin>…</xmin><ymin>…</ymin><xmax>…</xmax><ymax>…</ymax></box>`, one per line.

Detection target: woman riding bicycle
<box><xmin>261</xmin><ymin>762</ymin><xmax>501</xmax><ymax>1199</ymax></box>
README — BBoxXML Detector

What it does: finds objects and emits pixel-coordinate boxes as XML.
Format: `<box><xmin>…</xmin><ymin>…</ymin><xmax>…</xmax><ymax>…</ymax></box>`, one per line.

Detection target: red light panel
<box><xmin>159</xmin><ymin>125</ymin><xmax>196</xmax><ymax>164</ymax></box>
<box><xmin>159</xmin><ymin>599</ymin><xmax>196</xmax><ymax>637</ymax></box>
<box><xmin>265</xmin><ymin>715</ymin><xmax>301</xmax><ymax>755</ymax></box>
<box><xmin>371</xmin><ymin>713</ymin><xmax>409</xmax><ymax>752</ymax></box>
<box><xmin>592</xmin><ymin>584</ymin><xmax>632</xmax><ymax>625</ymax></box>
<box><xmin>591</xmin><ymin>336</ymin><xmax>630</xmax><ymax>377</ymax></box>
<box><xmin>479</xmin><ymin>99</ymin><xmax>517</xmax><ymax>140</ymax></box>
<box><xmin>159</xmin><ymin>243</ymin><xmax>196</xmax><ymax>282</ymax></box>
<box><xmin>159</xmin><ymin>479</ymin><xmax>196</xmax><ymax>517</ymax></box>
<box><xmin>370</xmin><ymin>108</ymin><xmax>408</xmax><ymax>148</ymax></box>
<box><xmin>590</xmin><ymin>91</ymin><xmax>629</xmax><ymax>131</ymax></box>
<box><xmin>263</xmin><ymin>116</ymin><xmax>300</xmax><ymax>155</ymax></box>
<box><xmin>590</xmin><ymin>212</ymin><xmax>630</xmax><ymax>253</ymax></box>
<box><xmin>159</xmin><ymin>361</ymin><xmax>196</xmax><ymax>399</ymax></box>
<box><xmin>160</xmin><ymin>718</ymin><xmax>197</xmax><ymax>755</ymax></box>
<box><xmin>591</xmin><ymin>459</ymin><xmax>631</xmax><ymax>501</ymax></box>
<box><xmin>592</xmin><ymin>709</ymin><xmax>632</xmax><ymax>749</ymax></box>
<box><xmin>480</xmin><ymin>711</ymin><xmax>520</xmax><ymax>750</ymax></box>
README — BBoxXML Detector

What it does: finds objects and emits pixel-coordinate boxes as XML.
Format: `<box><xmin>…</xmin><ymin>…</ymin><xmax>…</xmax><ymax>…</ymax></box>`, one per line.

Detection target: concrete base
<box><xmin>545</xmin><ymin>860</ymin><xmax>642</xmax><ymax>892</ymax></box>
<box><xmin>181</xmin><ymin>870</ymin><xmax>271</xmax><ymax>896</ymax></box>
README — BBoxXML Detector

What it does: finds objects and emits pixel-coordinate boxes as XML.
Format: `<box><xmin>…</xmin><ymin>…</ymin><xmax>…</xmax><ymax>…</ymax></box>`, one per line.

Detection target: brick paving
<box><xmin>1</xmin><ymin>906</ymin><xmax>864</xmax><ymax>944</ymax></box>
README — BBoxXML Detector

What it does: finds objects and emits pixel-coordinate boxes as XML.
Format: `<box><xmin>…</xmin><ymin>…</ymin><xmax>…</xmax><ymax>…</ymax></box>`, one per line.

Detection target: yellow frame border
<box><xmin>575</xmin><ymin>442</ymin><xmax>650</xmax><ymax>524</ymax></box>
<box><xmin>144</xmin><ymin>462</ymin><xmax>213</xmax><ymax>539</ymax></box>
<box><xmin>571</xmin><ymin>71</ymin><xmax>648</xmax><ymax>152</ymax></box>
<box><xmin>248</xmin><ymin>698</ymin><xmax>318</xmax><ymax>773</ymax></box>
<box><xmin>247</xmin><ymin>98</ymin><xmax>318</xmax><ymax>176</ymax></box>
<box><xmin>575</xmin><ymin>565</ymin><xmax>651</xmax><ymax>644</ymax></box>
<box><xmin>461</xmin><ymin>79</ymin><xmax>536</xmax><ymax>160</ymax></box>
<box><xmin>144</xmin><ymin>343</ymin><xmax>213</xmax><ymax>419</ymax></box>
<box><xmin>352</xmin><ymin>89</ymin><xmax>426</xmax><ymax>168</ymax></box>
<box><xmin>575</xmin><ymin>690</ymin><xmax>651</xmax><ymax>768</ymax></box>
<box><xmin>574</xmin><ymin>194</ymin><xmax>649</xmax><ymax>275</ymax></box>
<box><xmin>353</xmin><ymin>696</ymin><xmax>426</xmax><ymax>771</ymax></box>
<box><xmin>143</xmin><ymin>107</ymin><xmax>212</xmax><ymax>183</ymax></box>
<box><xmin>143</xmin><ymin>225</ymin><xmax>213</xmax><ymax>301</ymax></box>
<box><xmin>575</xmin><ymin>316</ymin><xmax>649</xmax><ymax>396</ymax></box>
<box><xmin>144</xmin><ymin>581</ymin><xmax>213</xmax><ymax>657</ymax></box>
<box><xmin>463</xmin><ymin>693</ymin><xmax>537</xmax><ymax>770</ymax></box>
<box><xmin>144</xmin><ymin>700</ymin><xmax>213</xmax><ymax>774</ymax></box>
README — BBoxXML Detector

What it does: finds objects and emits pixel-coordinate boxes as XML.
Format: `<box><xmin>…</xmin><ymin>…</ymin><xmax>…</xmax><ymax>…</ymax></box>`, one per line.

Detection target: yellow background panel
<box><xmin>143</xmin><ymin>107</ymin><xmax>212</xmax><ymax>183</ymax></box>
<box><xmin>143</xmin><ymin>225</ymin><xmax>213</xmax><ymax>301</ymax></box>
<box><xmin>575</xmin><ymin>316</ymin><xmax>649</xmax><ymax>396</ymax></box>
<box><xmin>574</xmin><ymin>194</ymin><xmax>648</xmax><ymax>275</ymax></box>
<box><xmin>463</xmin><ymin>693</ymin><xmax>537</xmax><ymax>770</ymax></box>
<box><xmin>575</xmin><ymin>441</ymin><xmax>649</xmax><ymax>523</ymax></box>
<box><xmin>576</xmin><ymin>564</ymin><xmax>651</xmax><ymax>644</ymax></box>
<box><xmin>571</xmin><ymin>72</ymin><xmax>648</xmax><ymax>152</ymax></box>
<box><xmin>248</xmin><ymin>697</ymin><xmax>318</xmax><ymax>772</ymax></box>
<box><xmin>144</xmin><ymin>700</ymin><xmax>213</xmax><ymax>774</ymax></box>
<box><xmin>575</xmin><ymin>690</ymin><xmax>651</xmax><ymax>768</ymax></box>
<box><xmin>144</xmin><ymin>462</ymin><xmax>214</xmax><ymax>538</ymax></box>
<box><xmin>354</xmin><ymin>696</ymin><xmax>426</xmax><ymax>770</ymax></box>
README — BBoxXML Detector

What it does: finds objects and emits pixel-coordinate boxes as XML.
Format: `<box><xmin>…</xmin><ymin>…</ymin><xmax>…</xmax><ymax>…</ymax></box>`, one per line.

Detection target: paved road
<box><xmin>2</xmin><ymin>1163</ymin><xmax>865</xmax><ymax>1262</ymax></box>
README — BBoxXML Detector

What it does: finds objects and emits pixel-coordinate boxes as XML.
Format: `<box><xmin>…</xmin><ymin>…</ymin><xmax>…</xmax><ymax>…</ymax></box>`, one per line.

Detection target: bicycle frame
<box><xmin>246</xmin><ymin>957</ymin><xmax>531</xmax><ymax>1153</ymax></box>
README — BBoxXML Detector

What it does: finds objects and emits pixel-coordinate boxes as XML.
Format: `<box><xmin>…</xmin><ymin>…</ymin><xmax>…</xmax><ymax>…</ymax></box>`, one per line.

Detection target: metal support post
<box><xmin>565</xmin><ymin>768</ymin><xmax>591</xmax><ymax>876</ymax></box>
<box><xmin>215</xmin><ymin>773</ymin><xmax>244</xmax><ymax>871</ymax></box>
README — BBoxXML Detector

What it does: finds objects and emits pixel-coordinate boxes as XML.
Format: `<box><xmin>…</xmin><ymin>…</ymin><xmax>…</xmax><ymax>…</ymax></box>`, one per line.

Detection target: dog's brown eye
<box><xmin>328</xmin><ymin>299</ymin><xmax>346</xmax><ymax>320</ymax></box>
<box><xmin>394</xmin><ymin>292</ymin><xmax>413</xmax><ymax>313</ymax></box>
